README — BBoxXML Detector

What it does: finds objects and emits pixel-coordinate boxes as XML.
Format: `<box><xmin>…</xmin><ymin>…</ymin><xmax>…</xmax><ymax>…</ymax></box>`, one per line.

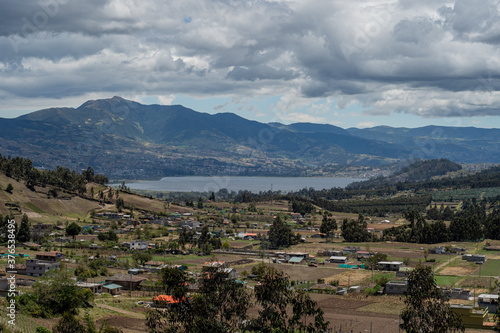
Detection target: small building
<box><xmin>430</xmin><ymin>246</ymin><xmax>447</xmax><ymax>254</ymax></box>
<box><xmin>356</xmin><ymin>251</ymin><xmax>372</xmax><ymax>259</ymax></box>
<box><xmin>26</xmin><ymin>259</ymin><xmax>60</xmax><ymax>277</ymax></box>
<box><xmin>396</xmin><ymin>267</ymin><xmax>414</xmax><ymax>277</ymax></box>
<box><xmin>462</xmin><ymin>254</ymin><xmax>486</xmax><ymax>262</ymax></box>
<box><xmin>442</xmin><ymin>288</ymin><xmax>471</xmax><ymax>300</ymax></box>
<box><xmin>385</xmin><ymin>281</ymin><xmax>407</xmax><ymax>295</ymax></box>
<box><xmin>105</xmin><ymin>274</ymin><xmax>147</xmax><ymax>291</ymax></box>
<box><xmin>342</xmin><ymin>246</ymin><xmax>360</xmax><ymax>254</ymax></box>
<box><xmin>76</xmin><ymin>281</ymin><xmax>103</xmax><ymax>294</ymax></box>
<box><xmin>122</xmin><ymin>241</ymin><xmax>149</xmax><ymax>251</ymax></box>
<box><xmin>450</xmin><ymin>305</ymin><xmax>489</xmax><ymax>329</ymax></box>
<box><xmin>153</xmin><ymin>295</ymin><xmax>185</xmax><ymax>307</ymax></box>
<box><xmin>22</xmin><ymin>242</ymin><xmax>41</xmax><ymax>249</ymax></box>
<box><xmin>323</xmin><ymin>249</ymin><xmax>343</xmax><ymax>257</ymax></box>
<box><xmin>202</xmin><ymin>261</ymin><xmax>228</xmax><ymax>271</ymax></box>
<box><xmin>288</xmin><ymin>257</ymin><xmax>306</xmax><ymax>265</ymax></box>
<box><xmin>329</xmin><ymin>256</ymin><xmax>348</xmax><ymax>264</ymax></box>
<box><xmin>35</xmin><ymin>251</ymin><xmax>64</xmax><ymax>262</ymax></box>
<box><xmin>103</xmin><ymin>283</ymin><xmax>122</xmax><ymax>295</ymax></box>
<box><xmin>378</xmin><ymin>261</ymin><xmax>403</xmax><ymax>271</ymax></box>
<box><xmin>478</xmin><ymin>294</ymin><xmax>499</xmax><ymax>313</ymax></box>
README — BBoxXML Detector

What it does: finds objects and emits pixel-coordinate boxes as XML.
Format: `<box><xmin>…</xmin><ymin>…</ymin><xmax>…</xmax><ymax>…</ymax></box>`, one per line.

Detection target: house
<box><xmin>35</xmin><ymin>251</ymin><xmax>64</xmax><ymax>262</ymax></box>
<box><xmin>122</xmin><ymin>241</ymin><xmax>149</xmax><ymax>251</ymax></box>
<box><xmin>22</xmin><ymin>242</ymin><xmax>41</xmax><ymax>249</ymax></box>
<box><xmin>450</xmin><ymin>305</ymin><xmax>490</xmax><ymax>329</ymax></box>
<box><xmin>243</xmin><ymin>233</ymin><xmax>258</xmax><ymax>240</ymax></box>
<box><xmin>430</xmin><ymin>246</ymin><xmax>447</xmax><ymax>254</ymax></box>
<box><xmin>26</xmin><ymin>259</ymin><xmax>60</xmax><ymax>277</ymax></box>
<box><xmin>323</xmin><ymin>249</ymin><xmax>343</xmax><ymax>257</ymax></box>
<box><xmin>178</xmin><ymin>220</ymin><xmax>202</xmax><ymax>231</ymax></box>
<box><xmin>105</xmin><ymin>274</ymin><xmax>147</xmax><ymax>291</ymax></box>
<box><xmin>288</xmin><ymin>257</ymin><xmax>306</xmax><ymax>265</ymax></box>
<box><xmin>290</xmin><ymin>213</ymin><xmax>302</xmax><ymax>220</ymax></box>
<box><xmin>143</xmin><ymin>261</ymin><xmax>166</xmax><ymax>272</ymax></box>
<box><xmin>329</xmin><ymin>256</ymin><xmax>348</xmax><ymax>264</ymax></box>
<box><xmin>378</xmin><ymin>261</ymin><xmax>403</xmax><ymax>271</ymax></box>
<box><xmin>442</xmin><ymin>288</ymin><xmax>471</xmax><ymax>300</ymax></box>
<box><xmin>396</xmin><ymin>267</ymin><xmax>414</xmax><ymax>277</ymax></box>
<box><xmin>342</xmin><ymin>246</ymin><xmax>360</xmax><ymax>254</ymax></box>
<box><xmin>202</xmin><ymin>262</ymin><xmax>238</xmax><ymax>279</ymax></box>
<box><xmin>103</xmin><ymin>283</ymin><xmax>122</xmax><ymax>295</ymax></box>
<box><xmin>385</xmin><ymin>281</ymin><xmax>407</xmax><ymax>295</ymax></box>
<box><xmin>356</xmin><ymin>251</ymin><xmax>372</xmax><ymax>259</ymax></box>
<box><xmin>76</xmin><ymin>281</ymin><xmax>103</xmax><ymax>294</ymax></box>
<box><xmin>462</xmin><ymin>254</ymin><xmax>486</xmax><ymax>262</ymax></box>
<box><xmin>478</xmin><ymin>294</ymin><xmax>499</xmax><ymax>313</ymax></box>
<box><xmin>153</xmin><ymin>295</ymin><xmax>185</xmax><ymax>307</ymax></box>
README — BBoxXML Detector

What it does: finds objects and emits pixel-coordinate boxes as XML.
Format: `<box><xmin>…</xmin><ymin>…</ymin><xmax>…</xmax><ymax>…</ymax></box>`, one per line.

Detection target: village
<box><xmin>1</xmin><ymin>192</ymin><xmax>499</xmax><ymax>333</ymax></box>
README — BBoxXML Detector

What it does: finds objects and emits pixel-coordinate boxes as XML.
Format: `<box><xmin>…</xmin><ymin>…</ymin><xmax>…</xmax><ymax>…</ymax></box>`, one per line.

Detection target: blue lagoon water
<box><xmin>120</xmin><ymin>176</ymin><xmax>364</xmax><ymax>193</ymax></box>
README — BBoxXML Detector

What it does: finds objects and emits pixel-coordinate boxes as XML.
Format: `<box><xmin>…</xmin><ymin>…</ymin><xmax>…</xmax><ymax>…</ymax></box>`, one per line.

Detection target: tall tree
<box><xmin>253</xmin><ymin>266</ymin><xmax>329</xmax><ymax>332</ymax></box>
<box><xmin>66</xmin><ymin>222</ymin><xmax>82</xmax><ymax>239</ymax></box>
<box><xmin>400</xmin><ymin>264</ymin><xmax>464</xmax><ymax>333</ymax></box>
<box><xmin>320</xmin><ymin>212</ymin><xmax>337</xmax><ymax>242</ymax></box>
<box><xmin>17</xmin><ymin>213</ymin><xmax>31</xmax><ymax>242</ymax></box>
<box><xmin>268</xmin><ymin>215</ymin><xmax>300</xmax><ymax>249</ymax></box>
<box><xmin>146</xmin><ymin>266</ymin><xmax>251</xmax><ymax>333</ymax></box>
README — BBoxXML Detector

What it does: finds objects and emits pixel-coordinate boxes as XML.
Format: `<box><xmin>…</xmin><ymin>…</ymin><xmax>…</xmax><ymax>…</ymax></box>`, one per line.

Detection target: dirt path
<box><xmin>96</xmin><ymin>303</ymin><xmax>145</xmax><ymax>319</ymax></box>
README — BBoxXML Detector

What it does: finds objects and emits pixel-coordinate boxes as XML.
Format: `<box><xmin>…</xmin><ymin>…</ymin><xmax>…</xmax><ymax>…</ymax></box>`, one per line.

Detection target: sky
<box><xmin>2</xmin><ymin>0</ymin><xmax>500</xmax><ymax>129</ymax></box>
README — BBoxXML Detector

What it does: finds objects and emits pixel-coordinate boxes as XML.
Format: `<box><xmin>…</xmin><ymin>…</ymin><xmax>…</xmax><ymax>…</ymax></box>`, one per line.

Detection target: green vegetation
<box><xmin>434</xmin><ymin>275</ymin><xmax>462</xmax><ymax>287</ymax></box>
<box><xmin>400</xmin><ymin>265</ymin><xmax>464</xmax><ymax>333</ymax></box>
<box><xmin>479</xmin><ymin>259</ymin><xmax>500</xmax><ymax>276</ymax></box>
<box><xmin>16</xmin><ymin>270</ymin><xmax>94</xmax><ymax>318</ymax></box>
<box><xmin>147</xmin><ymin>265</ymin><xmax>328</xmax><ymax>333</ymax></box>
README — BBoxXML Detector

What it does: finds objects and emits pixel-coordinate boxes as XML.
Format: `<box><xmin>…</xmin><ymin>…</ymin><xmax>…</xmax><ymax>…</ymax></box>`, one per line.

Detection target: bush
<box><xmin>364</xmin><ymin>285</ymin><xmax>382</xmax><ymax>296</ymax></box>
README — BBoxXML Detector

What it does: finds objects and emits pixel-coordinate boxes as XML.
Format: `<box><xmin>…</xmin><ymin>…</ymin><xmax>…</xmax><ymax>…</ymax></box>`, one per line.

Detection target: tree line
<box><xmin>0</xmin><ymin>154</ymin><xmax>107</xmax><ymax>193</ymax></box>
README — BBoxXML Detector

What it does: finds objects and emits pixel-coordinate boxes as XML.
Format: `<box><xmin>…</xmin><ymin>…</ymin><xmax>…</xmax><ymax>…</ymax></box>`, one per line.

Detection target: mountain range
<box><xmin>1</xmin><ymin>96</ymin><xmax>499</xmax><ymax>180</ymax></box>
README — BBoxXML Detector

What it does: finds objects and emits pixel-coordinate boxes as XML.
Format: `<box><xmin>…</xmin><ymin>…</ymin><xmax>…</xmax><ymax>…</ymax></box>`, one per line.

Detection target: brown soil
<box><xmin>96</xmin><ymin>315</ymin><xmax>147</xmax><ymax>333</ymax></box>
<box><xmin>440</xmin><ymin>266</ymin><xmax>477</xmax><ymax>276</ymax></box>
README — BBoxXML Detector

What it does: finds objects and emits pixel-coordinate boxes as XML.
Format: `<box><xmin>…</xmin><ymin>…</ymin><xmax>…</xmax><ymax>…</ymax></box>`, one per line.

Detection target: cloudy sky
<box><xmin>2</xmin><ymin>0</ymin><xmax>500</xmax><ymax>128</ymax></box>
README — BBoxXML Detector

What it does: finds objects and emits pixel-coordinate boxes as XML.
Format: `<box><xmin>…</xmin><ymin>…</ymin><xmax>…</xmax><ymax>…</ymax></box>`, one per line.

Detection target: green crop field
<box><xmin>432</xmin><ymin>187</ymin><xmax>500</xmax><ymax>201</ymax></box>
<box><xmin>478</xmin><ymin>259</ymin><xmax>500</xmax><ymax>276</ymax></box>
<box><xmin>434</xmin><ymin>275</ymin><xmax>462</xmax><ymax>287</ymax></box>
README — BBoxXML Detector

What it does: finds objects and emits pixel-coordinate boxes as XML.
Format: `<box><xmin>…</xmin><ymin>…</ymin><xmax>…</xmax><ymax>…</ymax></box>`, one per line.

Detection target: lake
<box><xmin>118</xmin><ymin>176</ymin><xmax>365</xmax><ymax>193</ymax></box>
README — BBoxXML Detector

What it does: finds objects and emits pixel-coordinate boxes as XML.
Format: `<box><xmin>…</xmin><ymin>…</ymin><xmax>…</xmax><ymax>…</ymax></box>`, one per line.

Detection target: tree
<box><xmin>6</xmin><ymin>183</ymin><xmax>13</xmax><ymax>193</ymax></box>
<box><xmin>17</xmin><ymin>269</ymin><xmax>93</xmax><ymax>318</ymax></box>
<box><xmin>320</xmin><ymin>212</ymin><xmax>337</xmax><ymax>242</ymax></box>
<box><xmin>400</xmin><ymin>264</ymin><xmax>464</xmax><ymax>333</ymax></box>
<box><xmin>197</xmin><ymin>197</ymin><xmax>203</xmax><ymax>209</ymax></box>
<box><xmin>17</xmin><ymin>213</ymin><xmax>31</xmax><ymax>242</ymax></box>
<box><xmin>52</xmin><ymin>312</ymin><xmax>86</xmax><ymax>333</ymax></box>
<box><xmin>66</xmin><ymin>222</ymin><xmax>82</xmax><ymax>239</ymax></box>
<box><xmin>341</xmin><ymin>214</ymin><xmax>370</xmax><ymax>242</ymax></box>
<box><xmin>132</xmin><ymin>251</ymin><xmax>152</xmax><ymax>266</ymax></box>
<box><xmin>146</xmin><ymin>266</ymin><xmax>251</xmax><ymax>333</ymax></box>
<box><xmin>252</xmin><ymin>265</ymin><xmax>329</xmax><ymax>332</ymax></box>
<box><xmin>115</xmin><ymin>197</ymin><xmax>125</xmax><ymax>212</ymax></box>
<box><xmin>268</xmin><ymin>215</ymin><xmax>300</xmax><ymax>249</ymax></box>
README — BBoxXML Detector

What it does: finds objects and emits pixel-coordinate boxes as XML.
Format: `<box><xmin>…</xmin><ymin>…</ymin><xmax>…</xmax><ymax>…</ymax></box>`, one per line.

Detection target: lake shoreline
<box><xmin>110</xmin><ymin>176</ymin><xmax>366</xmax><ymax>193</ymax></box>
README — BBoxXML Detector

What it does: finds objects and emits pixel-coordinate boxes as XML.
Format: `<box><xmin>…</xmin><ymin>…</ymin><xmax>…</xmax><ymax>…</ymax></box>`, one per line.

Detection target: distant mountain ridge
<box><xmin>1</xmin><ymin>96</ymin><xmax>499</xmax><ymax>180</ymax></box>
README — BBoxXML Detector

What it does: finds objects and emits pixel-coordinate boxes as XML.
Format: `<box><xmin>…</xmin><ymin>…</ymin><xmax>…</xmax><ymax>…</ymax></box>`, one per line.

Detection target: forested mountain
<box><xmin>2</xmin><ymin>96</ymin><xmax>500</xmax><ymax>180</ymax></box>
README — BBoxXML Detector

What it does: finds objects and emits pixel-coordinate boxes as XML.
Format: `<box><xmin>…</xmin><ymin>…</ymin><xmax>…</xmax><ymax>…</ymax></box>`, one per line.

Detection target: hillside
<box><xmin>2</xmin><ymin>97</ymin><xmax>500</xmax><ymax>180</ymax></box>
<box><xmin>346</xmin><ymin>159</ymin><xmax>463</xmax><ymax>190</ymax></box>
<box><xmin>0</xmin><ymin>165</ymin><xmax>178</xmax><ymax>225</ymax></box>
